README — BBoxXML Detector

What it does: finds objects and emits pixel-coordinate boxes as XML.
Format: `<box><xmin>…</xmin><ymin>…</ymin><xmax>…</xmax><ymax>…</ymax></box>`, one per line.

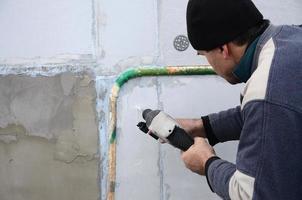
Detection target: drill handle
<box><xmin>166</xmin><ymin>126</ymin><xmax>194</xmax><ymax>151</ymax></box>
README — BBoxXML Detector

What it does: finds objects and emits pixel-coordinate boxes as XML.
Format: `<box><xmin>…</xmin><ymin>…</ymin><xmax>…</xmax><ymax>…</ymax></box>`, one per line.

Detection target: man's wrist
<box><xmin>191</xmin><ymin>119</ymin><xmax>206</xmax><ymax>138</ymax></box>
<box><xmin>201</xmin><ymin>116</ymin><xmax>219</xmax><ymax>146</ymax></box>
<box><xmin>205</xmin><ymin>156</ymin><xmax>221</xmax><ymax>192</ymax></box>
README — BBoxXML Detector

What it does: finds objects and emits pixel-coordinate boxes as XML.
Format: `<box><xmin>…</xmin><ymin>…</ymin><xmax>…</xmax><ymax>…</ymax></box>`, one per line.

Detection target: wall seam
<box><xmin>154</xmin><ymin>0</ymin><xmax>161</xmax><ymax>65</ymax></box>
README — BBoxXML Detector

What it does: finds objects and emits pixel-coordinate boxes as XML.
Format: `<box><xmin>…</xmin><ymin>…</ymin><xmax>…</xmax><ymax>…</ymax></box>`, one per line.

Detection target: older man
<box><xmin>180</xmin><ymin>0</ymin><xmax>302</xmax><ymax>199</ymax></box>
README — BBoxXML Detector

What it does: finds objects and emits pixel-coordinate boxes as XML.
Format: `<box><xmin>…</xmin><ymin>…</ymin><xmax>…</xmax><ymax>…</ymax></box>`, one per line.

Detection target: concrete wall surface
<box><xmin>0</xmin><ymin>73</ymin><xmax>99</xmax><ymax>200</ymax></box>
<box><xmin>0</xmin><ymin>0</ymin><xmax>301</xmax><ymax>200</ymax></box>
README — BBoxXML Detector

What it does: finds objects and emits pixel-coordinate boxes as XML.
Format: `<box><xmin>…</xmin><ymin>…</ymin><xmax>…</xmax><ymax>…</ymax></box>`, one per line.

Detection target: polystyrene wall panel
<box><xmin>0</xmin><ymin>0</ymin><xmax>93</xmax><ymax>58</ymax></box>
<box><xmin>158</xmin><ymin>0</ymin><xmax>207</xmax><ymax>66</ymax></box>
<box><xmin>159</xmin><ymin>76</ymin><xmax>242</xmax><ymax>199</ymax></box>
<box><xmin>116</xmin><ymin>76</ymin><xmax>243</xmax><ymax>199</ymax></box>
<box><xmin>100</xmin><ymin>0</ymin><xmax>158</xmax><ymax>71</ymax></box>
<box><xmin>254</xmin><ymin>0</ymin><xmax>302</xmax><ymax>25</ymax></box>
<box><xmin>116</xmin><ymin>77</ymin><xmax>161</xmax><ymax>199</ymax></box>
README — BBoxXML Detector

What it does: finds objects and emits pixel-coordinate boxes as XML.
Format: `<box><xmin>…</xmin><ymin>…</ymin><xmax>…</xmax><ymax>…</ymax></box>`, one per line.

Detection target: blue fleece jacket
<box><xmin>203</xmin><ymin>24</ymin><xmax>302</xmax><ymax>200</ymax></box>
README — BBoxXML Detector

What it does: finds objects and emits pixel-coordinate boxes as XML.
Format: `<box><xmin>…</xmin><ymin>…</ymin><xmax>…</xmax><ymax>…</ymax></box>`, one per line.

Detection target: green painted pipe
<box><xmin>107</xmin><ymin>65</ymin><xmax>215</xmax><ymax>200</ymax></box>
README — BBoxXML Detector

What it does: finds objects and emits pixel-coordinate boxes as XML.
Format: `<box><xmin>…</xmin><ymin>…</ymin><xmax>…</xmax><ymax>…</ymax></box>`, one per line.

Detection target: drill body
<box><xmin>137</xmin><ymin>109</ymin><xmax>194</xmax><ymax>151</ymax></box>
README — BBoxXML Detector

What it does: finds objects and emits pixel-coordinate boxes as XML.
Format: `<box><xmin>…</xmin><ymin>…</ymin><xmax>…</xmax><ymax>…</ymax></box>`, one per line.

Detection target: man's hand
<box><xmin>181</xmin><ymin>137</ymin><xmax>216</xmax><ymax>176</ymax></box>
<box><xmin>176</xmin><ymin>119</ymin><xmax>206</xmax><ymax>138</ymax></box>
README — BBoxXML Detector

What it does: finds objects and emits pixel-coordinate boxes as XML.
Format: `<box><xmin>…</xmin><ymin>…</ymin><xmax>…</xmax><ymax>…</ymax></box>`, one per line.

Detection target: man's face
<box><xmin>197</xmin><ymin>48</ymin><xmax>239</xmax><ymax>84</ymax></box>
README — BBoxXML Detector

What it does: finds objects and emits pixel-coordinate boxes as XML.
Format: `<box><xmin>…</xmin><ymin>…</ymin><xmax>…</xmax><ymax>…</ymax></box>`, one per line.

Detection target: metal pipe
<box><xmin>107</xmin><ymin>65</ymin><xmax>215</xmax><ymax>200</ymax></box>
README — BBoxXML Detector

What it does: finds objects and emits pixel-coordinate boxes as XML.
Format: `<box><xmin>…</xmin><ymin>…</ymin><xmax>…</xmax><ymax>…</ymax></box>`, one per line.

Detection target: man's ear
<box><xmin>220</xmin><ymin>44</ymin><xmax>230</xmax><ymax>59</ymax></box>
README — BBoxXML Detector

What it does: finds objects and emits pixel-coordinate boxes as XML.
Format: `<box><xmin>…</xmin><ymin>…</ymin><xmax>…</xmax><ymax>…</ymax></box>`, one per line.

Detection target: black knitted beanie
<box><xmin>186</xmin><ymin>0</ymin><xmax>263</xmax><ymax>51</ymax></box>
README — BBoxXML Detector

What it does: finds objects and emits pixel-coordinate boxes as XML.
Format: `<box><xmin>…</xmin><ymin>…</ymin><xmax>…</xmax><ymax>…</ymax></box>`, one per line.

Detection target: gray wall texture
<box><xmin>0</xmin><ymin>0</ymin><xmax>301</xmax><ymax>200</ymax></box>
<box><xmin>0</xmin><ymin>74</ymin><xmax>99</xmax><ymax>200</ymax></box>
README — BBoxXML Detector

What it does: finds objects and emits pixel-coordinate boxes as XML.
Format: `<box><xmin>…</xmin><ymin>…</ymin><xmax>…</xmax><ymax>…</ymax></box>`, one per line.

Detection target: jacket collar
<box><xmin>232</xmin><ymin>37</ymin><xmax>260</xmax><ymax>83</ymax></box>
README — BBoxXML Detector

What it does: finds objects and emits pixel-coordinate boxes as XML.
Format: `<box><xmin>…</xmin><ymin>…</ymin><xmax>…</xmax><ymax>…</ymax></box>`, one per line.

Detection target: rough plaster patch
<box><xmin>0</xmin><ymin>77</ymin><xmax>15</xmax><ymax>127</ymax></box>
<box><xmin>0</xmin><ymin>73</ymin><xmax>99</xmax><ymax>200</ymax></box>
<box><xmin>10</xmin><ymin>76</ymin><xmax>64</xmax><ymax>139</ymax></box>
<box><xmin>0</xmin><ymin>73</ymin><xmax>98</xmax><ymax>161</ymax></box>
<box><xmin>60</xmin><ymin>73</ymin><xmax>77</xmax><ymax>96</ymax></box>
<box><xmin>0</xmin><ymin>124</ymin><xmax>26</xmax><ymax>134</ymax></box>
<box><xmin>0</xmin><ymin>136</ymin><xmax>98</xmax><ymax>200</ymax></box>
<box><xmin>0</xmin><ymin>135</ymin><xmax>18</xmax><ymax>144</ymax></box>
<box><xmin>72</xmin><ymin>96</ymin><xmax>98</xmax><ymax>159</ymax></box>
<box><xmin>50</xmin><ymin>96</ymin><xmax>74</xmax><ymax>138</ymax></box>
<box><xmin>0</xmin><ymin>124</ymin><xmax>20</xmax><ymax>144</ymax></box>
<box><xmin>0</xmin><ymin>74</ymin><xmax>98</xmax><ymax>142</ymax></box>
<box><xmin>0</xmin><ymin>124</ymin><xmax>26</xmax><ymax>144</ymax></box>
<box><xmin>54</xmin><ymin>130</ymin><xmax>81</xmax><ymax>163</ymax></box>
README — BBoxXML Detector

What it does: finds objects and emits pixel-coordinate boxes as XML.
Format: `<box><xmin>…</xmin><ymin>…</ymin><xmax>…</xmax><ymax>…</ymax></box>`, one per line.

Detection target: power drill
<box><xmin>137</xmin><ymin>109</ymin><xmax>194</xmax><ymax>151</ymax></box>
